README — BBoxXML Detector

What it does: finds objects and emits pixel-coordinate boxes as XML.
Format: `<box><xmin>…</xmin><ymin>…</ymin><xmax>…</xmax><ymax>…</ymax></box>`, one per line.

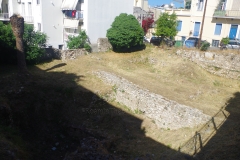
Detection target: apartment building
<box><xmin>0</xmin><ymin>0</ymin><xmax>64</xmax><ymax>49</ymax></box>
<box><xmin>166</xmin><ymin>0</ymin><xmax>240</xmax><ymax>47</ymax></box>
<box><xmin>0</xmin><ymin>0</ymin><xmax>134</xmax><ymax>49</ymax></box>
<box><xmin>134</xmin><ymin>0</ymin><xmax>149</xmax><ymax>11</ymax></box>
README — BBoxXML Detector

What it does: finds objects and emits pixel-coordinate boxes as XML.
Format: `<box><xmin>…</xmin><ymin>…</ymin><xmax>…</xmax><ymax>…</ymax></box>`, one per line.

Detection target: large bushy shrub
<box><xmin>23</xmin><ymin>24</ymin><xmax>47</xmax><ymax>63</ymax></box>
<box><xmin>0</xmin><ymin>22</ymin><xmax>47</xmax><ymax>64</ymax></box>
<box><xmin>220</xmin><ymin>37</ymin><xmax>230</xmax><ymax>45</ymax></box>
<box><xmin>200</xmin><ymin>41</ymin><xmax>210</xmax><ymax>51</ymax></box>
<box><xmin>106</xmin><ymin>13</ymin><xmax>144</xmax><ymax>52</ymax></box>
<box><xmin>0</xmin><ymin>21</ymin><xmax>17</xmax><ymax>64</ymax></box>
<box><xmin>67</xmin><ymin>30</ymin><xmax>91</xmax><ymax>52</ymax></box>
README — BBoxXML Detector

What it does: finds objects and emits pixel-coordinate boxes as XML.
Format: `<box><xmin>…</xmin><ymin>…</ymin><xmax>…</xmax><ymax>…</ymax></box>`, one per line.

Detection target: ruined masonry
<box><xmin>95</xmin><ymin>71</ymin><xmax>210</xmax><ymax>130</ymax></box>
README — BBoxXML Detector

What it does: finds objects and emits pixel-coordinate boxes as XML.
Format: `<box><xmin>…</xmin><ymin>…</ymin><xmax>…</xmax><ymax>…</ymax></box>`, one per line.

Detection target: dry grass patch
<box><xmin>1</xmin><ymin>47</ymin><xmax>237</xmax><ymax>159</ymax></box>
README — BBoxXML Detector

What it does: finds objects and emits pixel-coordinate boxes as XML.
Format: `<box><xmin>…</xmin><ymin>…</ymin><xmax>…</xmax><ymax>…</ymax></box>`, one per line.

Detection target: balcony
<box><xmin>166</xmin><ymin>9</ymin><xmax>191</xmax><ymax>17</ymax></box>
<box><xmin>64</xmin><ymin>10</ymin><xmax>83</xmax><ymax>21</ymax></box>
<box><xmin>213</xmin><ymin>10</ymin><xmax>240</xmax><ymax>19</ymax></box>
<box><xmin>0</xmin><ymin>13</ymin><xmax>33</xmax><ymax>23</ymax></box>
<box><xmin>0</xmin><ymin>13</ymin><xmax>10</xmax><ymax>21</ymax></box>
<box><xmin>23</xmin><ymin>16</ymin><xmax>34</xmax><ymax>23</ymax></box>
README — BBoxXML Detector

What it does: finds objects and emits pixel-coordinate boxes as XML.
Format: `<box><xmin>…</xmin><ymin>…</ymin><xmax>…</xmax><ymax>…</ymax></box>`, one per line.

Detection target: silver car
<box><xmin>226</xmin><ymin>40</ymin><xmax>240</xmax><ymax>49</ymax></box>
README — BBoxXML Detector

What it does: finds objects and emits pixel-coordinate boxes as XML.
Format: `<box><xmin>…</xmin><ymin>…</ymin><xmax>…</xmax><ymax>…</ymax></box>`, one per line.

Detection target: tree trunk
<box><xmin>10</xmin><ymin>14</ymin><xmax>28</xmax><ymax>74</ymax></box>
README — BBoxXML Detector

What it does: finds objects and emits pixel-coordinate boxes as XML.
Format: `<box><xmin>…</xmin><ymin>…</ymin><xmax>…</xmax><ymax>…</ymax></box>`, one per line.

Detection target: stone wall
<box><xmin>95</xmin><ymin>71</ymin><xmax>210</xmax><ymax>130</ymax></box>
<box><xmin>40</xmin><ymin>48</ymin><xmax>88</xmax><ymax>61</ymax></box>
<box><xmin>176</xmin><ymin>49</ymin><xmax>240</xmax><ymax>80</ymax></box>
<box><xmin>97</xmin><ymin>38</ymin><xmax>112</xmax><ymax>52</ymax></box>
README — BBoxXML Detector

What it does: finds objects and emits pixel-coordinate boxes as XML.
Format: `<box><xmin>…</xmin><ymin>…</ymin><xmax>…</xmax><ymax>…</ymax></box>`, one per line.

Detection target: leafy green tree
<box><xmin>155</xmin><ymin>12</ymin><xmax>178</xmax><ymax>42</ymax></box>
<box><xmin>23</xmin><ymin>24</ymin><xmax>47</xmax><ymax>63</ymax></box>
<box><xmin>67</xmin><ymin>30</ymin><xmax>91</xmax><ymax>52</ymax></box>
<box><xmin>106</xmin><ymin>13</ymin><xmax>144</xmax><ymax>52</ymax></box>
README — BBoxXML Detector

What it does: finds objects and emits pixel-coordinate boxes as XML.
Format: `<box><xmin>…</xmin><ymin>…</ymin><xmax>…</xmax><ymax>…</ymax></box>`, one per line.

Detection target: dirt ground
<box><xmin>0</xmin><ymin>47</ymin><xmax>239</xmax><ymax>159</ymax></box>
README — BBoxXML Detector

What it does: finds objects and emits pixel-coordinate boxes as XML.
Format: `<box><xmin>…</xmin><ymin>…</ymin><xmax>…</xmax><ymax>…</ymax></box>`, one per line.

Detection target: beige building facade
<box><xmin>166</xmin><ymin>0</ymin><xmax>240</xmax><ymax>47</ymax></box>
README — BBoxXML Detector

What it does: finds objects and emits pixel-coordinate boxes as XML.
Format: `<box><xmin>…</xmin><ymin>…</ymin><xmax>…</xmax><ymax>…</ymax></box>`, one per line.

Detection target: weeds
<box><xmin>112</xmin><ymin>84</ymin><xmax>118</xmax><ymax>93</ymax></box>
<box><xmin>134</xmin><ymin>108</ymin><xmax>143</xmax><ymax>114</ymax></box>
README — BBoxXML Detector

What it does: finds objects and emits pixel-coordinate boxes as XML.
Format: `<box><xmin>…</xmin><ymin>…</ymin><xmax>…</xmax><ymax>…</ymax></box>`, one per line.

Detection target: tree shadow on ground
<box><xmin>0</xmin><ymin>63</ymin><xmax>195</xmax><ymax>160</ymax></box>
<box><xmin>1</xmin><ymin>62</ymin><xmax>239</xmax><ymax>160</ymax></box>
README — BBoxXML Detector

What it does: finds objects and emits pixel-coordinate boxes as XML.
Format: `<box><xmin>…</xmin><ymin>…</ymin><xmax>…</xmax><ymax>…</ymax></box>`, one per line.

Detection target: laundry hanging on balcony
<box><xmin>72</xmin><ymin>10</ymin><xmax>76</xmax><ymax>18</ymax></box>
<box><xmin>63</xmin><ymin>10</ymin><xmax>76</xmax><ymax>18</ymax></box>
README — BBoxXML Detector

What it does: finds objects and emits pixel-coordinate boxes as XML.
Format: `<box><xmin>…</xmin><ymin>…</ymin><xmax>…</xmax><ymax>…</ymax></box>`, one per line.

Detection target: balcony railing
<box><xmin>0</xmin><ymin>13</ymin><xmax>10</xmax><ymax>20</ymax></box>
<box><xmin>213</xmin><ymin>10</ymin><xmax>240</xmax><ymax>18</ymax></box>
<box><xmin>64</xmin><ymin>10</ymin><xmax>83</xmax><ymax>20</ymax></box>
<box><xmin>0</xmin><ymin>13</ymin><xmax>33</xmax><ymax>23</ymax></box>
<box><xmin>23</xmin><ymin>16</ymin><xmax>34</xmax><ymax>23</ymax></box>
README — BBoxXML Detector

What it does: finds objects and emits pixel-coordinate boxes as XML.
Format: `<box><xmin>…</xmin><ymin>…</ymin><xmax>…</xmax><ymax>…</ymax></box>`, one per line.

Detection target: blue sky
<box><xmin>148</xmin><ymin>0</ymin><xmax>184</xmax><ymax>8</ymax></box>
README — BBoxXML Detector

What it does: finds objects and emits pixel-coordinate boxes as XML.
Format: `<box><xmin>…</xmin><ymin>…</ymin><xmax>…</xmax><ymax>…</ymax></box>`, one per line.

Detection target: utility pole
<box><xmin>198</xmin><ymin>0</ymin><xmax>208</xmax><ymax>48</ymax></box>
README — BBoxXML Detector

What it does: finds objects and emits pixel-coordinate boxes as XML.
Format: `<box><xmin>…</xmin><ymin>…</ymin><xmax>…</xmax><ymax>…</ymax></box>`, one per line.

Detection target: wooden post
<box><xmin>198</xmin><ymin>0</ymin><xmax>208</xmax><ymax>48</ymax></box>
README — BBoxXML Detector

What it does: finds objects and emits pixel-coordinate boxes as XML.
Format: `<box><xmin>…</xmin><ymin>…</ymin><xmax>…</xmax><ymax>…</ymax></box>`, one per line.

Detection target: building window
<box><xmin>59</xmin><ymin>45</ymin><xmax>63</xmax><ymax>50</ymax></box>
<box><xmin>177</xmin><ymin>21</ymin><xmax>182</xmax><ymax>31</ymax></box>
<box><xmin>22</xmin><ymin>3</ymin><xmax>25</xmax><ymax>15</ymax></box>
<box><xmin>197</xmin><ymin>0</ymin><xmax>204</xmax><ymax>11</ymax></box>
<box><xmin>28</xmin><ymin>2</ymin><xmax>32</xmax><ymax>16</ymax></box>
<box><xmin>38</xmin><ymin>23</ymin><xmax>41</xmax><ymax>31</ymax></box>
<box><xmin>214</xmin><ymin>23</ymin><xmax>222</xmax><ymax>35</ymax></box>
<box><xmin>193</xmin><ymin>22</ymin><xmax>201</xmax><ymax>36</ymax></box>
<box><xmin>212</xmin><ymin>40</ymin><xmax>220</xmax><ymax>47</ymax></box>
<box><xmin>37</xmin><ymin>0</ymin><xmax>40</xmax><ymax>5</ymax></box>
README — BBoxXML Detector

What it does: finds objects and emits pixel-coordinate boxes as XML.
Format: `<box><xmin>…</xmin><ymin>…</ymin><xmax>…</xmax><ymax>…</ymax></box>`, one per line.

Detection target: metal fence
<box><xmin>0</xmin><ymin>13</ymin><xmax>9</xmax><ymax>20</ymax></box>
<box><xmin>180</xmin><ymin>106</ymin><xmax>229</xmax><ymax>157</ymax></box>
<box><xmin>214</xmin><ymin>10</ymin><xmax>240</xmax><ymax>17</ymax></box>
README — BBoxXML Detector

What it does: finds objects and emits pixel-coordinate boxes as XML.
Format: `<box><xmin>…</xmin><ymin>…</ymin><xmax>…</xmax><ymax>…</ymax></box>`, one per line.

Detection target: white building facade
<box><xmin>0</xmin><ymin>0</ymin><xmax>135</xmax><ymax>49</ymax></box>
<box><xmin>166</xmin><ymin>0</ymin><xmax>240</xmax><ymax>47</ymax></box>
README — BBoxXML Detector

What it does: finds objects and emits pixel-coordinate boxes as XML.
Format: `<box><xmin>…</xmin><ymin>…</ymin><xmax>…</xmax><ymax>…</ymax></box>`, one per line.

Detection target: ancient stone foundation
<box><xmin>95</xmin><ymin>71</ymin><xmax>210</xmax><ymax>130</ymax></box>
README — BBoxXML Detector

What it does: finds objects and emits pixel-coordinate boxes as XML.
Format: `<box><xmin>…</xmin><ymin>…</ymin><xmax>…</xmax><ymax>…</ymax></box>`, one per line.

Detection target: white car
<box><xmin>226</xmin><ymin>40</ymin><xmax>240</xmax><ymax>49</ymax></box>
<box><xmin>143</xmin><ymin>36</ymin><xmax>150</xmax><ymax>43</ymax></box>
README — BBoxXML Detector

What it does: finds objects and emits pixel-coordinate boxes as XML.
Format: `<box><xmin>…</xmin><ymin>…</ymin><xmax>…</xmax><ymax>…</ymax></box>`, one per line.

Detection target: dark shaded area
<box><xmin>0</xmin><ymin>64</ymin><xmax>193</xmax><ymax>160</ymax></box>
<box><xmin>113</xmin><ymin>44</ymin><xmax>146</xmax><ymax>53</ymax></box>
<box><xmin>1</xmin><ymin>61</ymin><xmax>239</xmax><ymax>159</ymax></box>
<box><xmin>195</xmin><ymin>92</ymin><xmax>240</xmax><ymax>160</ymax></box>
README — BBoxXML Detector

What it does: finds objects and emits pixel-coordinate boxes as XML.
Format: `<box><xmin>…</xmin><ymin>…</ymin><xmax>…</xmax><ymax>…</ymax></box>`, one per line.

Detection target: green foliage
<box><xmin>185</xmin><ymin>0</ymin><xmax>192</xmax><ymax>9</ymax></box>
<box><xmin>0</xmin><ymin>21</ymin><xmax>15</xmax><ymax>49</ymax></box>
<box><xmin>0</xmin><ymin>22</ymin><xmax>47</xmax><ymax>64</ymax></box>
<box><xmin>200</xmin><ymin>41</ymin><xmax>210</xmax><ymax>51</ymax></box>
<box><xmin>106</xmin><ymin>13</ymin><xmax>144</xmax><ymax>52</ymax></box>
<box><xmin>67</xmin><ymin>30</ymin><xmax>91</xmax><ymax>52</ymax></box>
<box><xmin>221</xmin><ymin>37</ymin><xmax>230</xmax><ymax>45</ymax></box>
<box><xmin>155</xmin><ymin>13</ymin><xmax>178</xmax><ymax>39</ymax></box>
<box><xmin>23</xmin><ymin>24</ymin><xmax>47</xmax><ymax>63</ymax></box>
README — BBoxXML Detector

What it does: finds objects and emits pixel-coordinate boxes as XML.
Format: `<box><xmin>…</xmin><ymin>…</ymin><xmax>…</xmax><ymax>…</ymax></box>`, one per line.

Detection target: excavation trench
<box><xmin>95</xmin><ymin>70</ymin><xmax>210</xmax><ymax>130</ymax></box>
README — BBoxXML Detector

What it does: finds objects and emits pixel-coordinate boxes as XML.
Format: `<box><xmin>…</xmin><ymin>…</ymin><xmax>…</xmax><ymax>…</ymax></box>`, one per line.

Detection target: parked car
<box><xmin>226</xmin><ymin>39</ymin><xmax>240</xmax><ymax>49</ymax></box>
<box><xmin>185</xmin><ymin>37</ymin><xmax>209</xmax><ymax>48</ymax></box>
<box><xmin>150</xmin><ymin>36</ymin><xmax>162</xmax><ymax>46</ymax></box>
<box><xmin>185</xmin><ymin>37</ymin><xmax>199</xmax><ymax>47</ymax></box>
<box><xmin>163</xmin><ymin>37</ymin><xmax>176</xmax><ymax>47</ymax></box>
<box><xmin>143</xmin><ymin>36</ymin><xmax>150</xmax><ymax>43</ymax></box>
<box><xmin>150</xmin><ymin>36</ymin><xmax>175</xmax><ymax>47</ymax></box>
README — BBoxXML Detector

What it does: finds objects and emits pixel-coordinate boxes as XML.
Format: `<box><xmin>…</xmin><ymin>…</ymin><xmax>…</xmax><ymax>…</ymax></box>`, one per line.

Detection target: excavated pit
<box><xmin>95</xmin><ymin>70</ymin><xmax>210</xmax><ymax>130</ymax></box>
